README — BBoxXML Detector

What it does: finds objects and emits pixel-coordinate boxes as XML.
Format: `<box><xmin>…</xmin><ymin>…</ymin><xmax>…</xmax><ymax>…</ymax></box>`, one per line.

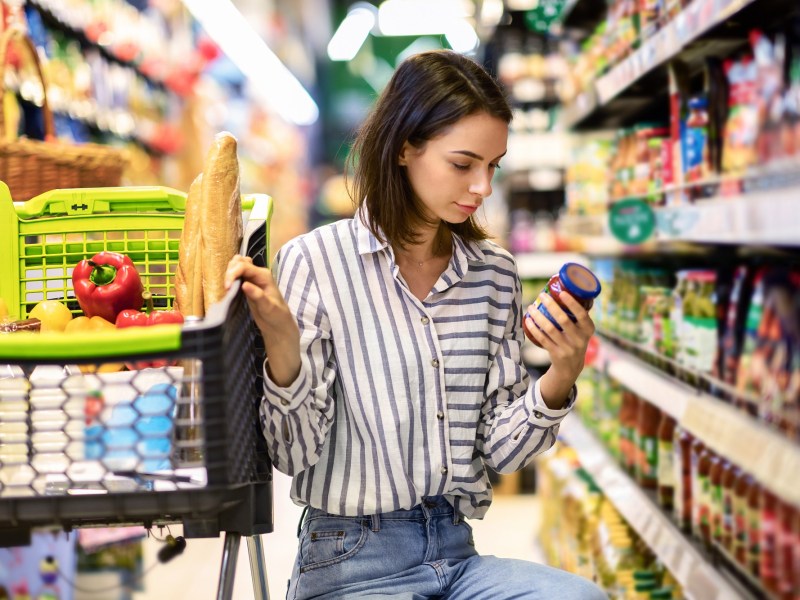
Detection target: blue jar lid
<box><xmin>558</xmin><ymin>263</ymin><xmax>601</xmax><ymax>300</ymax></box>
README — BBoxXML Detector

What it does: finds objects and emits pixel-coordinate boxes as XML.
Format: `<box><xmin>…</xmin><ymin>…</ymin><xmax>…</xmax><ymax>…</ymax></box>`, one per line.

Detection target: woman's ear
<box><xmin>398</xmin><ymin>141</ymin><xmax>412</xmax><ymax>166</ymax></box>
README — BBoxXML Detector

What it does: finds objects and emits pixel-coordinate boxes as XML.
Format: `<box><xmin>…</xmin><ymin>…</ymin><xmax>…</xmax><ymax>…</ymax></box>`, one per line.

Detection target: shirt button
<box><xmin>436</xmin><ymin>411</ymin><xmax>444</xmax><ymax>420</ymax></box>
<box><xmin>533</xmin><ymin>410</ymin><xmax>543</xmax><ymax>419</ymax></box>
<box><xmin>421</xmin><ymin>316</ymin><xmax>430</xmax><ymax>325</ymax></box>
<box><xmin>440</xmin><ymin>466</ymin><xmax>448</xmax><ymax>474</ymax></box>
<box><xmin>281</xmin><ymin>399</ymin><xmax>290</xmax><ymax>407</ymax></box>
<box><xmin>431</xmin><ymin>358</ymin><xmax>439</xmax><ymax>368</ymax></box>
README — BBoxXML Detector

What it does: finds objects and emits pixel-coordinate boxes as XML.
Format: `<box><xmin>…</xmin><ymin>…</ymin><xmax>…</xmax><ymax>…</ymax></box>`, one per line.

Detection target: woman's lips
<box><xmin>456</xmin><ymin>203</ymin><xmax>478</xmax><ymax>215</ymax></box>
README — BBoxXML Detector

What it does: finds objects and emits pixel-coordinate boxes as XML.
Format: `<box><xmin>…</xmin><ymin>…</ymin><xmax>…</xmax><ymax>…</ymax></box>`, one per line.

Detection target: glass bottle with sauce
<box><xmin>673</xmin><ymin>427</ymin><xmax>694</xmax><ymax>532</ymax></box>
<box><xmin>746</xmin><ymin>476</ymin><xmax>762</xmax><ymax>578</ymax></box>
<box><xmin>656</xmin><ymin>413</ymin><xmax>676</xmax><ymax>510</ymax></box>
<box><xmin>636</xmin><ymin>400</ymin><xmax>661</xmax><ymax>489</ymax></box>
<box><xmin>775</xmin><ymin>499</ymin><xmax>796</xmax><ymax>600</ymax></box>
<box><xmin>525</xmin><ymin>262</ymin><xmax>601</xmax><ymax>347</ymax></box>
<box><xmin>622</xmin><ymin>391</ymin><xmax>640</xmax><ymax>477</ymax></box>
<box><xmin>720</xmin><ymin>462</ymin><xmax>739</xmax><ymax>553</ymax></box>
<box><xmin>761</xmin><ymin>489</ymin><xmax>779</xmax><ymax>595</ymax></box>
<box><xmin>732</xmin><ymin>468</ymin><xmax>751</xmax><ymax>565</ymax></box>
<box><xmin>709</xmin><ymin>456</ymin><xmax>724</xmax><ymax>548</ymax></box>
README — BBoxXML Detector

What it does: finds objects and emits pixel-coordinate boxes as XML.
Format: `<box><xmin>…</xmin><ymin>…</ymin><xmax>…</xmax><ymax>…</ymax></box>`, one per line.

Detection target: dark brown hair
<box><xmin>346</xmin><ymin>49</ymin><xmax>512</xmax><ymax>249</ymax></box>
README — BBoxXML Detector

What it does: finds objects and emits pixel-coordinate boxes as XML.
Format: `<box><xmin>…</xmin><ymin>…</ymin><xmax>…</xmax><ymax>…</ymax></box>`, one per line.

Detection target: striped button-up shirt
<box><xmin>260</xmin><ymin>212</ymin><xmax>575</xmax><ymax>519</ymax></box>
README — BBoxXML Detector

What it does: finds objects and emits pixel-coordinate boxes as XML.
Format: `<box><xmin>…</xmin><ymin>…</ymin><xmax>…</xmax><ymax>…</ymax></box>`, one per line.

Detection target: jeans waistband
<box><xmin>298</xmin><ymin>496</ymin><xmax>461</xmax><ymax>536</ymax></box>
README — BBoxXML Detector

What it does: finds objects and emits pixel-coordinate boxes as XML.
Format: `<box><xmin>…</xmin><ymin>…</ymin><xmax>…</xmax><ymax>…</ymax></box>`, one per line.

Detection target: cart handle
<box><xmin>16</xmin><ymin>186</ymin><xmax>188</xmax><ymax>218</ymax></box>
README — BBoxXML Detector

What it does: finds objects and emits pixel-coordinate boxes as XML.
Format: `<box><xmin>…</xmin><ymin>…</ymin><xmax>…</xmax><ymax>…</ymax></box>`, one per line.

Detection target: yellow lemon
<box><xmin>29</xmin><ymin>300</ymin><xmax>74</xmax><ymax>332</ymax></box>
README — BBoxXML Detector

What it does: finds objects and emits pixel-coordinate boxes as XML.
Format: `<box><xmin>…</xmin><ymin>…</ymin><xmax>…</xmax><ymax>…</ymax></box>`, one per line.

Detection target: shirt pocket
<box><xmin>299</xmin><ymin>517</ymin><xmax>368</xmax><ymax>573</ymax></box>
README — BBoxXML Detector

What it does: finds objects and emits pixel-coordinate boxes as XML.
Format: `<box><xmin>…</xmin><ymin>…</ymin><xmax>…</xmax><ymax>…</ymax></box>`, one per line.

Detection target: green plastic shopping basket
<box><xmin>0</xmin><ymin>183</ymin><xmax>274</xmax><ymax>545</ymax></box>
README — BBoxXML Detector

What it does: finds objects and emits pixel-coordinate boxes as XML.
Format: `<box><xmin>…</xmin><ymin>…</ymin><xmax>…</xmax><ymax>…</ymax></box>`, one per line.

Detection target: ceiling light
<box><xmin>377</xmin><ymin>0</ymin><xmax>470</xmax><ymax>36</ymax></box>
<box><xmin>445</xmin><ymin>19</ymin><xmax>479</xmax><ymax>53</ymax></box>
<box><xmin>479</xmin><ymin>0</ymin><xmax>504</xmax><ymax>27</ymax></box>
<box><xmin>506</xmin><ymin>0</ymin><xmax>539</xmax><ymax>9</ymax></box>
<box><xmin>181</xmin><ymin>0</ymin><xmax>319</xmax><ymax>126</ymax></box>
<box><xmin>328</xmin><ymin>4</ymin><xmax>377</xmax><ymax>61</ymax></box>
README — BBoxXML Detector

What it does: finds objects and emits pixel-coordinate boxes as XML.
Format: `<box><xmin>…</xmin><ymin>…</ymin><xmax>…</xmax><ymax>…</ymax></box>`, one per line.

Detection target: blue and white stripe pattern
<box><xmin>260</xmin><ymin>212</ymin><xmax>575</xmax><ymax>519</ymax></box>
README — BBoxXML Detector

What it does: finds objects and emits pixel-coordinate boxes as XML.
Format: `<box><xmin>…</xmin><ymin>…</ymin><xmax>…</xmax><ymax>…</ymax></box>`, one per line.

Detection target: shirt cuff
<box><xmin>523</xmin><ymin>378</ymin><xmax>576</xmax><ymax>425</ymax></box>
<box><xmin>262</xmin><ymin>357</ymin><xmax>308</xmax><ymax>412</ymax></box>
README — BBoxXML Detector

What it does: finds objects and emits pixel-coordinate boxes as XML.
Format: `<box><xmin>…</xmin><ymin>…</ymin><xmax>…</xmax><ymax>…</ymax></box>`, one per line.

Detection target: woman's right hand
<box><xmin>225</xmin><ymin>255</ymin><xmax>301</xmax><ymax>386</ymax></box>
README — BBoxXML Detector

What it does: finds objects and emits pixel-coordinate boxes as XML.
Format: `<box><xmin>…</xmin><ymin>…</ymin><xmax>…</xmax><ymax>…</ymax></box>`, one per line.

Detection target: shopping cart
<box><xmin>0</xmin><ymin>183</ymin><xmax>274</xmax><ymax>599</ymax></box>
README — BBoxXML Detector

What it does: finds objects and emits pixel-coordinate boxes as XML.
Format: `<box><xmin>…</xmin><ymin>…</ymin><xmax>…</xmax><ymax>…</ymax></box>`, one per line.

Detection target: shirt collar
<box><xmin>353</xmin><ymin>206</ymin><xmax>486</xmax><ymax>264</ymax></box>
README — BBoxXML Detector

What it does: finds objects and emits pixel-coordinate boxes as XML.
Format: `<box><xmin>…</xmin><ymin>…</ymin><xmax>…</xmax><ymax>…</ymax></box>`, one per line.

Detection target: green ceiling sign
<box><xmin>609</xmin><ymin>199</ymin><xmax>656</xmax><ymax>244</ymax></box>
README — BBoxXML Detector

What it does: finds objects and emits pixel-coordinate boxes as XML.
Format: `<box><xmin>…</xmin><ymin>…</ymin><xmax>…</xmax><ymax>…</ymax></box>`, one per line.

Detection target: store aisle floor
<box><xmin>131</xmin><ymin>471</ymin><xmax>545</xmax><ymax>599</ymax></box>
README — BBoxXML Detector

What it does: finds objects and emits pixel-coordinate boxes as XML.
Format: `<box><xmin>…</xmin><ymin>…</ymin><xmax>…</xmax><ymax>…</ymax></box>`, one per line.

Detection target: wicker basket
<box><xmin>0</xmin><ymin>27</ymin><xmax>127</xmax><ymax>201</ymax></box>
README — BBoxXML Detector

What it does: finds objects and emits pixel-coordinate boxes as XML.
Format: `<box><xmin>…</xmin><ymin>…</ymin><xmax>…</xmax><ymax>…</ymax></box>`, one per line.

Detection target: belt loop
<box><xmin>297</xmin><ymin>505</ymin><xmax>310</xmax><ymax>538</ymax></box>
<box><xmin>371</xmin><ymin>513</ymin><xmax>380</xmax><ymax>532</ymax></box>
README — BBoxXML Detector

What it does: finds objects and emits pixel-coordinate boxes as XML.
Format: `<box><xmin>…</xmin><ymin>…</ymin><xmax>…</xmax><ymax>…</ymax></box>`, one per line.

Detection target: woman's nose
<box><xmin>469</xmin><ymin>172</ymin><xmax>492</xmax><ymax>198</ymax></box>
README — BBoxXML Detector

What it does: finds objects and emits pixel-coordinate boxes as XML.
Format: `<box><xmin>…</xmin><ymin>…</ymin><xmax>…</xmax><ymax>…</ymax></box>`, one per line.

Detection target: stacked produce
<box><xmin>0</xmin><ymin>131</ymin><xmax>244</xmax><ymax>371</ymax></box>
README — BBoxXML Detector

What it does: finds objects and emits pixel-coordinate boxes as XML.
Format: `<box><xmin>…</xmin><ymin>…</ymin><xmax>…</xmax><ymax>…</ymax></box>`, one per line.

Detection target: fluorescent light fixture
<box><xmin>378</xmin><ymin>0</ymin><xmax>470</xmax><ymax>36</ymax></box>
<box><xmin>479</xmin><ymin>0</ymin><xmax>504</xmax><ymax>27</ymax></box>
<box><xmin>328</xmin><ymin>3</ymin><xmax>377</xmax><ymax>61</ymax></box>
<box><xmin>181</xmin><ymin>0</ymin><xmax>319</xmax><ymax>126</ymax></box>
<box><xmin>506</xmin><ymin>0</ymin><xmax>539</xmax><ymax>9</ymax></box>
<box><xmin>445</xmin><ymin>18</ymin><xmax>479</xmax><ymax>53</ymax></box>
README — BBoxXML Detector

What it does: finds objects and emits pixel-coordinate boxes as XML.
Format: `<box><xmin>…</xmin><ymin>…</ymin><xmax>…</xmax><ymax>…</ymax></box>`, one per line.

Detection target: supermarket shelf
<box><xmin>560</xmin><ymin>179</ymin><xmax>800</xmax><ymax>253</ymax></box>
<box><xmin>560</xmin><ymin>414</ymin><xmax>747</xmax><ymax>600</ymax></box>
<box><xmin>515</xmin><ymin>252</ymin><xmax>588</xmax><ymax>280</ymax></box>
<box><xmin>597</xmin><ymin>333</ymin><xmax>800</xmax><ymax>509</ymax></box>
<box><xmin>29</xmin><ymin>0</ymin><xmax>172</xmax><ymax>93</ymax></box>
<box><xmin>561</xmin><ymin>0</ymin><xmax>759</xmax><ymax>129</ymax></box>
<box><xmin>656</xmin><ymin>184</ymin><xmax>800</xmax><ymax>246</ymax></box>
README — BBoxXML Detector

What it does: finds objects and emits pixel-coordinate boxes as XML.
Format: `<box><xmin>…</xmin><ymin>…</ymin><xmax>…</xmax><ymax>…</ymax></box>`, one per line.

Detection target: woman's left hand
<box><xmin>523</xmin><ymin>292</ymin><xmax>596</xmax><ymax>409</ymax></box>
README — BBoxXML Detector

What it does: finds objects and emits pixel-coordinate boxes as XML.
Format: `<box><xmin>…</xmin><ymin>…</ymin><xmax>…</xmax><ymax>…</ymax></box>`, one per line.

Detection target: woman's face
<box><xmin>399</xmin><ymin>111</ymin><xmax>508</xmax><ymax>225</ymax></box>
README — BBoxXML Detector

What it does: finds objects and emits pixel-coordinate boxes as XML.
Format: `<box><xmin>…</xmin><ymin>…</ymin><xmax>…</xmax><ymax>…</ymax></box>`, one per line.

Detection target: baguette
<box><xmin>175</xmin><ymin>173</ymin><xmax>204</xmax><ymax>317</ymax></box>
<box><xmin>200</xmin><ymin>132</ymin><xmax>242</xmax><ymax>309</ymax></box>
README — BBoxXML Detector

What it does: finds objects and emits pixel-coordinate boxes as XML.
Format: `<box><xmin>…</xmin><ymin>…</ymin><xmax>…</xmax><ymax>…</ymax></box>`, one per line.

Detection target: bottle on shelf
<box><xmin>656</xmin><ymin>413</ymin><xmax>676</xmax><ymax>511</ymax></box>
<box><xmin>672</xmin><ymin>427</ymin><xmax>693</xmax><ymax>533</ymax></box>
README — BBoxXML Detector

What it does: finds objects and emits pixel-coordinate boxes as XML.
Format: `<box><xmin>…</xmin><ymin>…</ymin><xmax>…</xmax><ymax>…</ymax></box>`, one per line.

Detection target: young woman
<box><xmin>225</xmin><ymin>50</ymin><xmax>605</xmax><ymax>600</ymax></box>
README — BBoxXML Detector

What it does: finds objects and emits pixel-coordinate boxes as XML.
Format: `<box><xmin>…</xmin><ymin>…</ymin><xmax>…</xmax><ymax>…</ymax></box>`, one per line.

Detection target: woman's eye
<box><xmin>490</xmin><ymin>163</ymin><xmax>501</xmax><ymax>171</ymax></box>
<box><xmin>452</xmin><ymin>163</ymin><xmax>470</xmax><ymax>171</ymax></box>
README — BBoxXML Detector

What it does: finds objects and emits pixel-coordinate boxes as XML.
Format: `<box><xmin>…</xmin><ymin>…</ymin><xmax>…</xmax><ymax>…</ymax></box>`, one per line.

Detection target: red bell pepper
<box><xmin>116</xmin><ymin>291</ymin><xmax>184</xmax><ymax>369</ymax></box>
<box><xmin>116</xmin><ymin>292</ymin><xmax>184</xmax><ymax>328</ymax></box>
<box><xmin>73</xmin><ymin>252</ymin><xmax>144</xmax><ymax>323</ymax></box>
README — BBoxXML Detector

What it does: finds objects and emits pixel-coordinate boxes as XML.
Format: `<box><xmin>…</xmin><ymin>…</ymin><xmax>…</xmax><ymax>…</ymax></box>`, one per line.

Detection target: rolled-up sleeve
<box><xmin>259</xmin><ymin>240</ymin><xmax>337</xmax><ymax>476</ymax></box>
<box><xmin>476</xmin><ymin>271</ymin><xmax>575</xmax><ymax>473</ymax></box>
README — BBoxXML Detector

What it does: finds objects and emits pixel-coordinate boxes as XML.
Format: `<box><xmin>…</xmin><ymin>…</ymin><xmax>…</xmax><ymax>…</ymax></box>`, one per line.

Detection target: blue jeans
<box><xmin>287</xmin><ymin>495</ymin><xmax>607</xmax><ymax>599</ymax></box>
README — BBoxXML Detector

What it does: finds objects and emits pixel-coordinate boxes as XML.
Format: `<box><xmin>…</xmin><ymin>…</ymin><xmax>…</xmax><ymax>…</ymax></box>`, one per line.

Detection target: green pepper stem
<box><xmin>142</xmin><ymin>291</ymin><xmax>154</xmax><ymax>315</ymax></box>
<box><xmin>89</xmin><ymin>262</ymin><xmax>117</xmax><ymax>286</ymax></box>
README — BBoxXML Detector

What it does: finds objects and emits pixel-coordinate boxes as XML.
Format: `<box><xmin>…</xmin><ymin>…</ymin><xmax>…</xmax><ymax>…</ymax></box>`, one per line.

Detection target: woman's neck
<box><xmin>396</xmin><ymin>223</ymin><xmax>452</xmax><ymax>264</ymax></box>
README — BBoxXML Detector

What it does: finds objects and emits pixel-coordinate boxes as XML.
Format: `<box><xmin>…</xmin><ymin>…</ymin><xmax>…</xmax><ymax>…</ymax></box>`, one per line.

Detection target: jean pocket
<box><xmin>460</xmin><ymin>520</ymin><xmax>476</xmax><ymax>547</ymax></box>
<box><xmin>299</xmin><ymin>518</ymin><xmax>367</xmax><ymax>573</ymax></box>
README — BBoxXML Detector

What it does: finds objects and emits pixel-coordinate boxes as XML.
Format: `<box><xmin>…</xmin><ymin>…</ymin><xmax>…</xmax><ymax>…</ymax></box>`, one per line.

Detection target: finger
<box><xmin>524</xmin><ymin>314</ymin><xmax>554</xmax><ymax>349</ymax></box>
<box><xmin>225</xmin><ymin>261</ymin><xmax>274</xmax><ymax>290</ymax></box>
<box><xmin>537</xmin><ymin>294</ymin><xmax>574</xmax><ymax>334</ymax></box>
<box><xmin>528</xmin><ymin>308</ymin><xmax>559</xmax><ymax>348</ymax></box>
<box><xmin>241</xmin><ymin>280</ymin><xmax>267</xmax><ymax>301</ymax></box>
<box><xmin>559</xmin><ymin>292</ymin><xmax>591</xmax><ymax>326</ymax></box>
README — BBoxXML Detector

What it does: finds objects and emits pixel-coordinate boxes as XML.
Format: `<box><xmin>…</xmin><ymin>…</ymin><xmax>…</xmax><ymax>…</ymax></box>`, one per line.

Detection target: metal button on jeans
<box><xmin>431</xmin><ymin>358</ymin><xmax>439</xmax><ymax>368</ymax></box>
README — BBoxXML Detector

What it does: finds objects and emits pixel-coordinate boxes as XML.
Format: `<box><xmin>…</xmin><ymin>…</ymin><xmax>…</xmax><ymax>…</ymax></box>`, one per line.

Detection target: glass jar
<box><xmin>525</xmin><ymin>263</ymin><xmax>601</xmax><ymax>345</ymax></box>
